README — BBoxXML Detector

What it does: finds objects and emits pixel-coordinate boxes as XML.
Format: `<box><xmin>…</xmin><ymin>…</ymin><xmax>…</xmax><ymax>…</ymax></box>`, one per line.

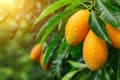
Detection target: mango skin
<box><xmin>106</xmin><ymin>24</ymin><xmax>120</xmax><ymax>49</ymax></box>
<box><xmin>30</xmin><ymin>44</ymin><xmax>42</xmax><ymax>61</ymax></box>
<box><xmin>83</xmin><ymin>30</ymin><xmax>108</xmax><ymax>71</ymax></box>
<box><xmin>65</xmin><ymin>10</ymin><xmax>90</xmax><ymax>46</ymax></box>
<box><xmin>40</xmin><ymin>53</ymin><xmax>50</xmax><ymax>70</ymax></box>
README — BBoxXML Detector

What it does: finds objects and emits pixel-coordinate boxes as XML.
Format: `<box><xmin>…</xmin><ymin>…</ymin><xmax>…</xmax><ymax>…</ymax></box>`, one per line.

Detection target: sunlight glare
<box><xmin>0</xmin><ymin>0</ymin><xmax>15</xmax><ymax>5</ymax></box>
<box><xmin>0</xmin><ymin>0</ymin><xmax>21</xmax><ymax>22</ymax></box>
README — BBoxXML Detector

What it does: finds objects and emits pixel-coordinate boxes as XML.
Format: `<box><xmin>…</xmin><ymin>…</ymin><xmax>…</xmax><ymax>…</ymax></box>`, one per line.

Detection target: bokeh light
<box><xmin>0</xmin><ymin>0</ymin><xmax>54</xmax><ymax>80</ymax></box>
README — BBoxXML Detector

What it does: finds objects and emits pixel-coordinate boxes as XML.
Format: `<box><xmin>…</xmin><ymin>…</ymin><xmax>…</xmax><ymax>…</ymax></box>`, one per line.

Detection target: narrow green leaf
<box><xmin>58</xmin><ymin>38</ymin><xmax>68</xmax><ymax>56</ymax></box>
<box><xmin>108</xmin><ymin>46</ymin><xmax>118</xmax><ymax>78</ymax></box>
<box><xmin>50</xmin><ymin>50</ymin><xmax>68</xmax><ymax>78</ymax></box>
<box><xmin>0</xmin><ymin>67</ymin><xmax>13</xmax><ymax>80</ymax></box>
<box><xmin>68</xmin><ymin>60</ymin><xmax>87</xmax><ymax>69</ymax></box>
<box><xmin>36</xmin><ymin>10</ymin><xmax>78</xmax><ymax>40</ymax></box>
<box><xmin>85</xmin><ymin>71</ymin><xmax>99</xmax><ymax>80</ymax></box>
<box><xmin>117</xmin><ymin>51</ymin><xmax>120</xmax><ymax>80</ymax></box>
<box><xmin>43</xmin><ymin>32</ymin><xmax>62</xmax><ymax>65</ymax></box>
<box><xmin>89</xmin><ymin>10</ymin><xmax>110</xmax><ymax>43</ymax></box>
<box><xmin>52</xmin><ymin>51</ymin><xmax>67</xmax><ymax>68</ymax></box>
<box><xmin>109</xmin><ymin>0</ymin><xmax>120</xmax><ymax>8</ymax></box>
<box><xmin>62</xmin><ymin>70</ymin><xmax>78</xmax><ymax>80</ymax></box>
<box><xmin>40</xmin><ymin>24</ymin><xmax>56</xmax><ymax>44</ymax></box>
<box><xmin>70</xmin><ymin>42</ymin><xmax>83</xmax><ymax>58</ymax></box>
<box><xmin>100</xmin><ymin>68</ymin><xmax>106</xmax><ymax>80</ymax></box>
<box><xmin>34</xmin><ymin>0</ymin><xmax>84</xmax><ymax>25</ymax></box>
<box><xmin>95</xmin><ymin>0</ymin><xmax>120</xmax><ymax>29</ymax></box>
<box><xmin>65</xmin><ymin>2</ymin><xmax>80</xmax><ymax>10</ymax></box>
<box><xmin>105</xmin><ymin>68</ymin><xmax>111</xmax><ymax>80</ymax></box>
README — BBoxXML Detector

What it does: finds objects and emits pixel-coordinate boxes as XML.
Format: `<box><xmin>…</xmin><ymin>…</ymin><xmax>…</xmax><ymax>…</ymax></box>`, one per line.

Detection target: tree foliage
<box><xmin>34</xmin><ymin>0</ymin><xmax>120</xmax><ymax>80</ymax></box>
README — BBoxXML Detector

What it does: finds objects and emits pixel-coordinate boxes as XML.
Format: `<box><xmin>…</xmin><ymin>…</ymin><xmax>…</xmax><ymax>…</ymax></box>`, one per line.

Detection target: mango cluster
<box><xmin>65</xmin><ymin>10</ymin><xmax>119</xmax><ymax>71</ymax></box>
<box><xmin>30</xmin><ymin>44</ymin><xmax>50</xmax><ymax>70</ymax></box>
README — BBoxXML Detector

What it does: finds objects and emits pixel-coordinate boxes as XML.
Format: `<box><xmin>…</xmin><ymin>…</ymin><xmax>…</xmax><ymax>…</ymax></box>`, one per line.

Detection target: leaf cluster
<box><xmin>33</xmin><ymin>0</ymin><xmax>120</xmax><ymax>80</ymax></box>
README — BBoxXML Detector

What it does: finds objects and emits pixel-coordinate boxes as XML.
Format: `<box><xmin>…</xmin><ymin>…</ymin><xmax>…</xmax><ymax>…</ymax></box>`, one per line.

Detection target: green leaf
<box><xmin>100</xmin><ymin>68</ymin><xmax>106</xmax><ymax>80</ymax></box>
<box><xmin>105</xmin><ymin>68</ymin><xmax>112</xmax><ymax>80</ymax></box>
<box><xmin>68</xmin><ymin>60</ymin><xmax>87</xmax><ymax>69</ymax></box>
<box><xmin>109</xmin><ymin>0</ymin><xmax>120</xmax><ymax>8</ymax></box>
<box><xmin>95</xmin><ymin>0</ymin><xmax>120</xmax><ymax>29</ymax></box>
<box><xmin>52</xmin><ymin>52</ymin><xmax>66</xmax><ymax>67</ymax></box>
<box><xmin>50</xmin><ymin>51</ymin><xmax>67</xmax><ymax>78</ymax></box>
<box><xmin>108</xmin><ymin>46</ymin><xmax>118</xmax><ymax>79</ymax></box>
<box><xmin>58</xmin><ymin>38</ymin><xmax>68</xmax><ymax>56</ymax></box>
<box><xmin>70</xmin><ymin>42</ymin><xmax>83</xmax><ymax>58</ymax></box>
<box><xmin>0</xmin><ymin>67</ymin><xmax>13</xmax><ymax>80</ymax></box>
<box><xmin>43</xmin><ymin>32</ymin><xmax>62</xmax><ymax>65</ymax></box>
<box><xmin>62</xmin><ymin>70</ymin><xmax>78</xmax><ymax>80</ymax></box>
<box><xmin>72</xmin><ymin>69</ymin><xmax>89</xmax><ymax>80</ymax></box>
<box><xmin>34</xmin><ymin>0</ymin><xmax>84</xmax><ymax>25</ymax></box>
<box><xmin>36</xmin><ymin>10</ymin><xmax>78</xmax><ymax>41</ymax></box>
<box><xmin>89</xmin><ymin>10</ymin><xmax>110</xmax><ymax>43</ymax></box>
<box><xmin>40</xmin><ymin>23</ymin><xmax>56</xmax><ymax>44</ymax></box>
<box><xmin>65</xmin><ymin>2</ymin><xmax>80</xmax><ymax>10</ymax></box>
<box><xmin>117</xmin><ymin>51</ymin><xmax>120</xmax><ymax>80</ymax></box>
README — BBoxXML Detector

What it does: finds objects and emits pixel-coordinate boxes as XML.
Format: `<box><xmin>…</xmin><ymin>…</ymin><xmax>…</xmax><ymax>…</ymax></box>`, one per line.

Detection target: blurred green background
<box><xmin>0</xmin><ymin>0</ymin><xmax>53</xmax><ymax>80</ymax></box>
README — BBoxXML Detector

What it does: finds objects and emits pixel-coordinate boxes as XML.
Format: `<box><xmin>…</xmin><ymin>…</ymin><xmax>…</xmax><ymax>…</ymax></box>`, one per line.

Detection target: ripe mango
<box><xmin>83</xmin><ymin>30</ymin><xmax>108</xmax><ymax>71</ymax></box>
